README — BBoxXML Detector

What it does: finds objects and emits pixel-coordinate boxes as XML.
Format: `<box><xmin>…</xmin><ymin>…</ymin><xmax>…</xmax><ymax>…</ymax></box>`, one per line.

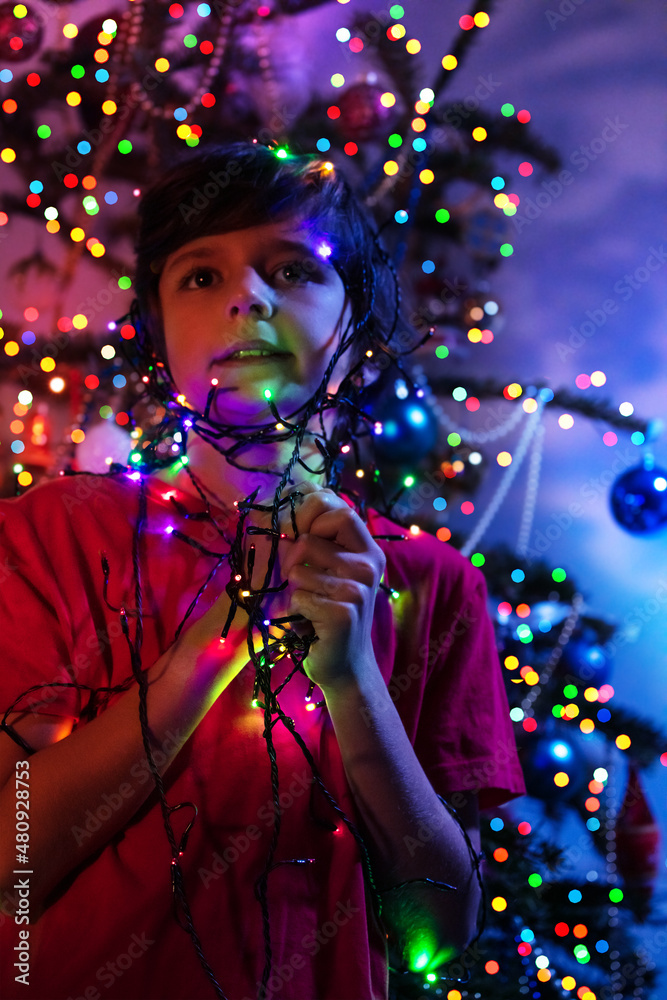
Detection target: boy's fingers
<box><xmin>282</xmin><ymin>535</ymin><xmax>376</xmax><ymax>584</ymax></box>
<box><xmin>307</xmin><ymin>507</ymin><xmax>380</xmax><ymax>557</ymax></box>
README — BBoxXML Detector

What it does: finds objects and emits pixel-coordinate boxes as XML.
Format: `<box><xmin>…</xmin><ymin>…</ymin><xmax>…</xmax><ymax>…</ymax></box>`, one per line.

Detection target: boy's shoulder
<box><xmin>0</xmin><ymin>471</ymin><xmax>138</xmax><ymax>532</ymax></box>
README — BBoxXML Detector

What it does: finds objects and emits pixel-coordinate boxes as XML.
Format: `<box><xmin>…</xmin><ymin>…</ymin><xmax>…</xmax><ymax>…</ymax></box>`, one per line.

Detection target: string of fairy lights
<box><xmin>0</xmin><ymin>4</ymin><xmax>662</xmax><ymax>1000</ymax></box>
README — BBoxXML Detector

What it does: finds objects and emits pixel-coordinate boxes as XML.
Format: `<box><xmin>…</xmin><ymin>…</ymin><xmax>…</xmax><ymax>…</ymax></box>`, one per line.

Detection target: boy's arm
<box><xmin>0</xmin><ymin>595</ymin><xmax>251</xmax><ymax>912</ymax></box>
<box><xmin>324</xmin><ymin>670</ymin><xmax>482</xmax><ymax>968</ymax></box>
<box><xmin>280</xmin><ymin>486</ymin><xmax>482</xmax><ymax>966</ymax></box>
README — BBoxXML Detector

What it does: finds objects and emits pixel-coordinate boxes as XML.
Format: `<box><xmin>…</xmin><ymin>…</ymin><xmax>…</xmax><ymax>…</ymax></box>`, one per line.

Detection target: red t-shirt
<box><xmin>0</xmin><ymin>473</ymin><xmax>525</xmax><ymax>1000</ymax></box>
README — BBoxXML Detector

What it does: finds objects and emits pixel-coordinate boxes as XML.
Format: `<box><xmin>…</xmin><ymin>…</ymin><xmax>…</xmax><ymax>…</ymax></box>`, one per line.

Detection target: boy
<box><xmin>0</xmin><ymin>142</ymin><xmax>524</xmax><ymax>1000</ymax></box>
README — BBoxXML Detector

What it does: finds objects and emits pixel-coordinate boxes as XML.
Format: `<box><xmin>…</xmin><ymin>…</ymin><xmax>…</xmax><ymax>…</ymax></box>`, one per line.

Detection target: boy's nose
<box><xmin>228</xmin><ymin>270</ymin><xmax>273</xmax><ymax>319</ymax></box>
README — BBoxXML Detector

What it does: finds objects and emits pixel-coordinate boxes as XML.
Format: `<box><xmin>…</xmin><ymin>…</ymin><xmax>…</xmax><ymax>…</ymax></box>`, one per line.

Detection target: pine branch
<box><xmin>426</xmin><ymin>375</ymin><xmax>650</xmax><ymax>435</ymax></box>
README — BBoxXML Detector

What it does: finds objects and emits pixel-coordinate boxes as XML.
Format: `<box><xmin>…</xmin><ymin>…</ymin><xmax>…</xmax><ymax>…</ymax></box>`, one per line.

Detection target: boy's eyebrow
<box><xmin>163</xmin><ymin>237</ymin><xmax>319</xmax><ymax>276</ymax></box>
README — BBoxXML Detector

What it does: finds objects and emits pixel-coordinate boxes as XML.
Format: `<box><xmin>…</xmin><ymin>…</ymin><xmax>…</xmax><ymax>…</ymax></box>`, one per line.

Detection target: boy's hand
<box><xmin>279</xmin><ymin>483</ymin><xmax>386</xmax><ymax>692</ymax></box>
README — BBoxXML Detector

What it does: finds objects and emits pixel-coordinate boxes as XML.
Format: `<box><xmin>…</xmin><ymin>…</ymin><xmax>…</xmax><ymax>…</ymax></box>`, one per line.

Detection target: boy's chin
<box><xmin>209</xmin><ymin>387</ymin><xmax>312</xmax><ymax>428</ymax></box>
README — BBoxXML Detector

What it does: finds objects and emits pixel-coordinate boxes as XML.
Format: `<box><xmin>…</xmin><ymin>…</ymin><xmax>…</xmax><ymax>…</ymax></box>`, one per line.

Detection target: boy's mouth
<box><xmin>212</xmin><ymin>341</ymin><xmax>292</xmax><ymax>365</ymax></box>
<box><xmin>223</xmin><ymin>349</ymin><xmax>289</xmax><ymax>361</ymax></box>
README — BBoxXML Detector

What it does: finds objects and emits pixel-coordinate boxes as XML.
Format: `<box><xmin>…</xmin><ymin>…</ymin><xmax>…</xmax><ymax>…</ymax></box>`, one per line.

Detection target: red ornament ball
<box><xmin>615</xmin><ymin>766</ymin><xmax>660</xmax><ymax>895</ymax></box>
<box><xmin>0</xmin><ymin>3</ymin><xmax>43</xmax><ymax>62</ymax></box>
<box><xmin>336</xmin><ymin>82</ymin><xmax>395</xmax><ymax>142</ymax></box>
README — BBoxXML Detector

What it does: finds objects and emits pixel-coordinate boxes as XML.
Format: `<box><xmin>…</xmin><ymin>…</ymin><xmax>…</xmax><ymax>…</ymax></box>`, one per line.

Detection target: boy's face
<box><xmin>157</xmin><ymin>218</ymin><xmax>351</xmax><ymax>423</ymax></box>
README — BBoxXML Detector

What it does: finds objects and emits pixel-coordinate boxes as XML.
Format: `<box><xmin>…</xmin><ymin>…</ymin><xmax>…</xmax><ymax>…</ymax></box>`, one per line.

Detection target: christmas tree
<box><xmin>1</xmin><ymin>2</ymin><xmax>665</xmax><ymax>998</ymax></box>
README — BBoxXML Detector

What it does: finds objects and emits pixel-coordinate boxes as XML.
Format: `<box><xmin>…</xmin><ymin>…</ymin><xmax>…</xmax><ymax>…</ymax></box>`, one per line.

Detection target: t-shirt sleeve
<box><xmin>0</xmin><ymin>499</ymin><xmax>81</xmax><ymax>723</ymax></box>
<box><xmin>412</xmin><ymin>562</ymin><xmax>526</xmax><ymax>811</ymax></box>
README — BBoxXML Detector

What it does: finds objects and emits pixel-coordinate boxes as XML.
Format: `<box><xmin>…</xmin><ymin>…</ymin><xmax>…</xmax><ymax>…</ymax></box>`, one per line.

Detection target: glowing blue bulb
<box><xmin>407</xmin><ymin>406</ymin><xmax>426</xmax><ymax>427</ymax></box>
<box><xmin>551</xmin><ymin>741</ymin><xmax>570</xmax><ymax>760</ymax></box>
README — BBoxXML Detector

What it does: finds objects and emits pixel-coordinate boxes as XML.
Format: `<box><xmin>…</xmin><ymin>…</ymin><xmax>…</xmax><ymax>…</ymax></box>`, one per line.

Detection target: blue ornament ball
<box><xmin>561</xmin><ymin>639</ymin><xmax>611</xmax><ymax>687</ymax></box>
<box><xmin>610</xmin><ymin>462</ymin><xmax>667</xmax><ymax>534</ymax></box>
<box><xmin>521</xmin><ymin>732</ymin><xmax>586</xmax><ymax>802</ymax></box>
<box><xmin>370</xmin><ymin>395</ymin><xmax>439</xmax><ymax>463</ymax></box>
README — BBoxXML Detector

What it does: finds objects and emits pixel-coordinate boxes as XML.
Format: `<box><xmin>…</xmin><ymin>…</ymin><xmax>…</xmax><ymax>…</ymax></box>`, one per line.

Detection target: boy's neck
<box><xmin>157</xmin><ymin>431</ymin><xmax>327</xmax><ymax>512</ymax></box>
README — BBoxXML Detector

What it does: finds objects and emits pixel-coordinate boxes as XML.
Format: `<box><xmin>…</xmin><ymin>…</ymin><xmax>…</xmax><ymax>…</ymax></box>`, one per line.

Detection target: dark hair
<box><xmin>133</xmin><ymin>140</ymin><xmax>400</xmax><ymax>388</ymax></box>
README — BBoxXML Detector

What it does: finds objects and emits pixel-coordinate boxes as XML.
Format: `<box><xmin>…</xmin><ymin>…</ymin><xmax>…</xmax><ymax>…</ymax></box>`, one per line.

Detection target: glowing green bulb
<box><xmin>264</xmin><ymin>388</ymin><xmax>272</xmax><ymax>399</ymax></box>
<box><xmin>251</xmin><ymin>698</ymin><xmax>259</xmax><ymax>708</ymax></box>
<box><xmin>412</xmin><ymin>953</ymin><xmax>429</xmax><ymax>971</ymax></box>
<box><xmin>181</xmin><ymin>455</ymin><xmax>189</xmax><ymax>465</ymax></box>
<box><xmin>403</xmin><ymin>475</ymin><xmax>415</xmax><ymax>487</ymax></box>
<box><xmin>275</xmin><ymin>148</ymin><xmax>288</xmax><ymax>159</ymax></box>
<box><xmin>426</xmin><ymin>973</ymin><xmax>437</xmax><ymax>982</ymax></box>
<box><xmin>391</xmin><ymin>589</ymin><xmax>400</xmax><ymax>600</ymax></box>
<box><xmin>130</xmin><ymin>453</ymin><xmax>141</xmax><ymax>463</ymax></box>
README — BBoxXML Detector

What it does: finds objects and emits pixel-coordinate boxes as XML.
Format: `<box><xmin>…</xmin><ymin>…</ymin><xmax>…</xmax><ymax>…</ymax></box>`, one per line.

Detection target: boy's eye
<box><xmin>181</xmin><ymin>268</ymin><xmax>217</xmax><ymax>289</ymax></box>
<box><xmin>277</xmin><ymin>261</ymin><xmax>311</xmax><ymax>284</ymax></box>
